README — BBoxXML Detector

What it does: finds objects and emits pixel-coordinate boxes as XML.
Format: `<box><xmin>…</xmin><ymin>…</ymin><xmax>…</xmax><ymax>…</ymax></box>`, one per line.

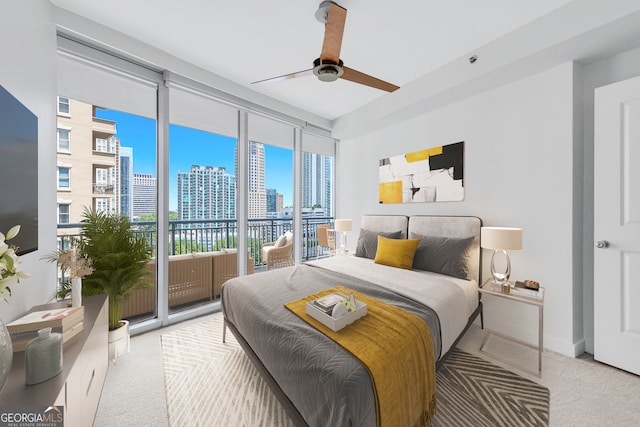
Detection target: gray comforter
<box><xmin>221</xmin><ymin>263</ymin><xmax>441</xmax><ymax>427</ymax></box>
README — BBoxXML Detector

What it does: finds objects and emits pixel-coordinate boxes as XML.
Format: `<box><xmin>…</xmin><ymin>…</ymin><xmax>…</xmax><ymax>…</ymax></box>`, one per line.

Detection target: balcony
<box><xmin>93</xmin><ymin>183</ymin><xmax>115</xmax><ymax>194</ymax></box>
<box><xmin>91</xmin><ymin>117</ymin><xmax>116</xmax><ymax>137</ymax></box>
<box><xmin>56</xmin><ymin>217</ymin><xmax>334</xmax><ymax>320</ymax></box>
<box><xmin>94</xmin><ymin>138</ymin><xmax>117</xmax><ymax>154</ymax></box>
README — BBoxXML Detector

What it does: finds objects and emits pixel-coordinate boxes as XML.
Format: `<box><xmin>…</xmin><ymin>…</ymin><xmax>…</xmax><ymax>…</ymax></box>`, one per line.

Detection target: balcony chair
<box><xmin>262</xmin><ymin>231</ymin><xmax>294</xmax><ymax>270</ymax></box>
<box><xmin>316</xmin><ymin>224</ymin><xmax>335</xmax><ymax>259</ymax></box>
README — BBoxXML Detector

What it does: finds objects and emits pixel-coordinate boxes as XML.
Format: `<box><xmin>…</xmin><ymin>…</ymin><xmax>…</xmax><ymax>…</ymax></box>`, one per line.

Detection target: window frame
<box><xmin>57</xmin><ymin>203</ymin><xmax>70</xmax><ymax>224</ymax></box>
<box><xmin>57</xmin><ymin>166</ymin><xmax>71</xmax><ymax>190</ymax></box>
<box><xmin>57</xmin><ymin>127</ymin><xmax>71</xmax><ymax>152</ymax></box>
<box><xmin>57</xmin><ymin>96</ymin><xmax>70</xmax><ymax>116</ymax></box>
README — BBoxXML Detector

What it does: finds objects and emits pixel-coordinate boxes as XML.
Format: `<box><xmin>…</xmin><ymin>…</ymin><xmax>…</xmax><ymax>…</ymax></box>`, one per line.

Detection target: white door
<box><xmin>594</xmin><ymin>75</ymin><xmax>640</xmax><ymax>376</ymax></box>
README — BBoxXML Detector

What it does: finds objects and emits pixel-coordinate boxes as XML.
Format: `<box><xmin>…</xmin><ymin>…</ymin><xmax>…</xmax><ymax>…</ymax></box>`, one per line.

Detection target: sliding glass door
<box><xmin>168</xmin><ymin>86</ymin><xmax>238</xmax><ymax>312</ymax></box>
<box><xmin>247</xmin><ymin>113</ymin><xmax>294</xmax><ymax>271</ymax></box>
<box><xmin>302</xmin><ymin>132</ymin><xmax>335</xmax><ymax>259</ymax></box>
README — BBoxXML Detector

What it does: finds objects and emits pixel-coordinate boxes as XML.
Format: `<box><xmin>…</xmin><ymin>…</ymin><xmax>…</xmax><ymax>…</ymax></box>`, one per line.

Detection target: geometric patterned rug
<box><xmin>161</xmin><ymin>316</ymin><xmax>549</xmax><ymax>426</ymax></box>
<box><xmin>434</xmin><ymin>349</ymin><xmax>549</xmax><ymax>426</ymax></box>
<box><xmin>161</xmin><ymin>316</ymin><xmax>294</xmax><ymax>427</ymax></box>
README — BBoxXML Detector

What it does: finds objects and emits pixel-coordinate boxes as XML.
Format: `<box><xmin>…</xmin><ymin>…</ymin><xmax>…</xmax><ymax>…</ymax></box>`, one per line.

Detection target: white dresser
<box><xmin>0</xmin><ymin>295</ymin><xmax>109</xmax><ymax>426</ymax></box>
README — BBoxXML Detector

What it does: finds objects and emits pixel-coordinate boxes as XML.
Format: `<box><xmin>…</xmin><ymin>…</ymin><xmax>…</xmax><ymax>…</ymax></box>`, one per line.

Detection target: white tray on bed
<box><xmin>306</xmin><ymin>298</ymin><xmax>367</xmax><ymax>332</ymax></box>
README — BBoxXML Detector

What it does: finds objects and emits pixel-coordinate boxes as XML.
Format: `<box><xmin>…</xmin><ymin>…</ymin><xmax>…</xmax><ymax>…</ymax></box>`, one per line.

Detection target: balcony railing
<box><xmin>57</xmin><ymin>217</ymin><xmax>335</xmax><ymax>266</ymax></box>
<box><xmin>92</xmin><ymin>183</ymin><xmax>115</xmax><ymax>194</ymax></box>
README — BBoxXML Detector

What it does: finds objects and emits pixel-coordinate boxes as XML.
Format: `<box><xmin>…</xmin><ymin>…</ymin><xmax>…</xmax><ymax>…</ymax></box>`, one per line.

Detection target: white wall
<box><xmin>0</xmin><ymin>2</ymin><xmax>58</xmax><ymax>322</ymax></box>
<box><xmin>337</xmin><ymin>63</ymin><xmax>581</xmax><ymax>356</ymax></box>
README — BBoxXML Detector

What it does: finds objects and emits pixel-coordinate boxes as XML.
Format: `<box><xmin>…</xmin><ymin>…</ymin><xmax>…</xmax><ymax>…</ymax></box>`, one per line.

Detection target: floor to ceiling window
<box><xmin>167</xmin><ymin>85</ymin><xmax>239</xmax><ymax>313</ymax></box>
<box><xmin>302</xmin><ymin>132</ymin><xmax>335</xmax><ymax>259</ymax></box>
<box><xmin>247</xmin><ymin>113</ymin><xmax>294</xmax><ymax>270</ymax></box>
<box><xmin>56</xmin><ymin>34</ymin><xmax>336</xmax><ymax>332</ymax></box>
<box><xmin>56</xmin><ymin>37</ymin><xmax>159</xmax><ymax>324</ymax></box>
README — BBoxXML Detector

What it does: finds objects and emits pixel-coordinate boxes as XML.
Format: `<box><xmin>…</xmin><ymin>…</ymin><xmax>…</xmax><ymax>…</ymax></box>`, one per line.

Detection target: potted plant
<box><xmin>76</xmin><ymin>208</ymin><xmax>153</xmax><ymax>361</ymax></box>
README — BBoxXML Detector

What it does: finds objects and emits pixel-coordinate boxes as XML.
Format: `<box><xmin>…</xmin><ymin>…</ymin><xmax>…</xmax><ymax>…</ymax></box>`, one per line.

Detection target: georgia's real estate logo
<box><xmin>0</xmin><ymin>405</ymin><xmax>63</xmax><ymax>427</ymax></box>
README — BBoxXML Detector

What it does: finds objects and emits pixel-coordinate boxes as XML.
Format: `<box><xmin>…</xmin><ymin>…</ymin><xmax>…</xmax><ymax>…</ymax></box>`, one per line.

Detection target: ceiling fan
<box><xmin>252</xmin><ymin>1</ymin><xmax>399</xmax><ymax>92</ymax></box>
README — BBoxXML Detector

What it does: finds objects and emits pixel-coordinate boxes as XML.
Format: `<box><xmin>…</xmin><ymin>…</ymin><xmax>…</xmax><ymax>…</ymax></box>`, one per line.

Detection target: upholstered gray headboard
<box><xmin>361</xmin><ymin>215</ymin><xmax>408</xmax><ymax>239</ymax></box>
<box><xmin>360</xmin><ymin>214</ymin><xmax>482</xmax><ymax>283</ymax></box>
<box><xmin>408</xmin><ymin>216</ymin><xmax>482</xmax><ymax>284</ymax></box>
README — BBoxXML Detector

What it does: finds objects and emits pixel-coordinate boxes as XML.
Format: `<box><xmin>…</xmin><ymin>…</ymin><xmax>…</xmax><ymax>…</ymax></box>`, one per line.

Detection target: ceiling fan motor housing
<box><xmin>313</xmin><ymin>57</ymin><xmax>344</xmax><ymax>82</ymax></box>
<box><xmin>315</xmin><ymin>1</ymin><xmax>336</xmax><ymax>24</ymax></box>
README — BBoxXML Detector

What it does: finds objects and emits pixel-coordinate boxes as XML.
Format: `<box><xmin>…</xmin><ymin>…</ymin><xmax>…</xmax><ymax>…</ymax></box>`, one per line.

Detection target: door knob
<box><xmin>595</xmin><ymin>240</ymin><xmax>609</xmax><ymax>249</ymax></box>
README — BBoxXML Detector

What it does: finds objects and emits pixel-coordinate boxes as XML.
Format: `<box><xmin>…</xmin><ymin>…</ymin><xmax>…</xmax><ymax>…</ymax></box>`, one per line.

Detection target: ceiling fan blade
<box><xmin>320</xmin><ymin>2</ymin><xmax>347</xmax><ymax>63</ymax></box>
<box><xmin>252</xmin><ymin>68</ymin><xmax>314</xmax><ymax>85</ymax></box>
<box><xmin>341</xmin><ymin>67</ymin><xmax>400</xmax><ymax>92</ymax></box>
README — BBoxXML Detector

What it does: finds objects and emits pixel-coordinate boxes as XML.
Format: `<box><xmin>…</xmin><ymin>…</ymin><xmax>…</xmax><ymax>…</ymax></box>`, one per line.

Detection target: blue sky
<box><xmin>96</xmin><ymin>109</ymin><xmax>293</xmax><ymax>210</ymax></box>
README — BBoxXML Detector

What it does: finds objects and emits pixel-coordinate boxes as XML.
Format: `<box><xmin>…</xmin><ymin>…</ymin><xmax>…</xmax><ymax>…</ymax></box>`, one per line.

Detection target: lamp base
<box><xmin>490</xmin><ymin>249</ymin><xmax>511</xmax><ymax>292</ymax></box>
<box><xmin>338</xmin><ymin>232</ymin><xmax>348</xmax><ymax>255</ymax></box>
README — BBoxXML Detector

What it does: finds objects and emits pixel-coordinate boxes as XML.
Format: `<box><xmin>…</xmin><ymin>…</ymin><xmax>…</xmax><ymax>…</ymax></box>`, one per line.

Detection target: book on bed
<box><xmin>312</xmin><ymin>292</ymin><xmax>344</xmax><ymax>314</ymax></box>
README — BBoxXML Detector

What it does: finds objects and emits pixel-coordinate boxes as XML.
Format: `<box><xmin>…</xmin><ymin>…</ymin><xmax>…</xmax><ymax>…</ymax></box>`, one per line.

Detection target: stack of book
<box><xmin>6</xmin><ymin>306</ymin><xmax>85</xmax><ymax>352</ymax></box>
<box><xmin>306</xmin><ymin>292</ymin><xmax>368</xmax><ymax>332</ymax></box>
<box><xmin>511</xmin><ymin>281</ymin><xmax>544</xmax><ymax>299</ymax></box>
<box><xmin>311</xmin><ymin>292</ymin><xmax>345</xmax><ymax>315</ymax></box>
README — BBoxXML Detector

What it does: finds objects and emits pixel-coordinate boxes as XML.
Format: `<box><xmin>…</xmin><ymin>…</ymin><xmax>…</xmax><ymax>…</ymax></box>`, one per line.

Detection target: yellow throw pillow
<box><xmin>374</xmin><ymin>236</ymin><xmax>421</xmax><ymax>270</ymax></box>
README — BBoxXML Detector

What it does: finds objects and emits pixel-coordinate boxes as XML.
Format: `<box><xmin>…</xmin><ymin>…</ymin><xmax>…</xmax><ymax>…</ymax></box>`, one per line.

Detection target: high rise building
<box><xmin>235</xmin><ymin>141</ymin><xmax>266</xmax><ymax>219</ymax></box>
<box><xmin>235</xmin><ymin>143</ymin><xmax>333</xmax><ymax>220</ymax></box>
<box><xmin>56</xmin><ymin>98</ymin><xmax>120</xmax><ymax>227</ymax></box>
<box><xmin>302</xmin><ymin>152</ymin><xmax>333</xmax><ymax>217</ymax></box>
<box><xmin>177</xmin><ymin>165</ymin><xmax>236</xmax><ymax>221</ymax></box>
<box><xmin>266</xmin><ymin>188</ymin><xmax>277</xmax><ymax>213</ymax></box>
<box><xmin>266</xmin><ymin>188</ymin><xmax>284</xmax><ymax>214</ymax></box>
<box><xmin>132</xmin><ymin>173</ymin><xmax>156</xmax><ymax>218</ymax></box>
<box><xmin>119</xmin><ymin>146</ymin><xmax>133</xmax><ymax>219</ymax></box>
<box><xmin>276</xmin><ymin>192</ymin><xmax>284</xmax><ymax>213</ymax></box>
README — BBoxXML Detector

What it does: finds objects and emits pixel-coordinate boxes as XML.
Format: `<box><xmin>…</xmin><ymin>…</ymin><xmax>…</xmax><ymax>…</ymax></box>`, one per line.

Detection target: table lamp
<box><xmin>333</xmin><ymin>219</ymin><xmax>352</xmax><ymax>255</ymax></box>
<box><xmin>481</xmin><ymin>227</ymin><xmax>522</xmax><ymax>289</ymax></box>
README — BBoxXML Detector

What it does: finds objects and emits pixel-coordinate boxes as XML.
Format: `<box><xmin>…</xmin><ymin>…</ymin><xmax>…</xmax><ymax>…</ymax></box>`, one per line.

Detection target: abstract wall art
<box><xmin>379</xmin><ymin>141</ymin><xmax>464</xmax><ymax>204</ymax></box>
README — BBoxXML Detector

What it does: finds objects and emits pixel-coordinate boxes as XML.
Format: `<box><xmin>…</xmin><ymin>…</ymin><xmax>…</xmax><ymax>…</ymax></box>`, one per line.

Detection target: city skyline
<box><xmin>95</xmin><ymin>108</ymin><xmax>295</xmax><ymax>210</ymax></box>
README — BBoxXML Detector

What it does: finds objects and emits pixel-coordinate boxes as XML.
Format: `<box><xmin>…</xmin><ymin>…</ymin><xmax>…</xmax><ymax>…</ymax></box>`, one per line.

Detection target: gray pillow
<box><xmin>355</xmin><ymin>229</ymin><xmax>403</xmax><ymax>259</ymax></box>
<box><xmin>412</xmin><ymin>234</ymin><xmax>474</xmax><ymax>279</ymax></box>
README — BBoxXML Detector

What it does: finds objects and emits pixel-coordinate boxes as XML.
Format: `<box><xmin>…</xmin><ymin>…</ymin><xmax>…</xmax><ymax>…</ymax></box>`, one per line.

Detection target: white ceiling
<box><xmin>51</xmin><ymin>0</ymin><xmax>573</xmax><ymax>121</ymax></box>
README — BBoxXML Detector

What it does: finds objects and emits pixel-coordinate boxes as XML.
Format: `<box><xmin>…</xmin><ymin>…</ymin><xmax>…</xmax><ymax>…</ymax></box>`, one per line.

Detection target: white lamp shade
<box><xmin>334</xmin><ymin>219</ymin><xmax>352</xmax><ymax>232</ymax></box>
<box><xmin>481</xmin><ymin>227</ymin><xmax>522</xmax><ymax>251</ymax></box>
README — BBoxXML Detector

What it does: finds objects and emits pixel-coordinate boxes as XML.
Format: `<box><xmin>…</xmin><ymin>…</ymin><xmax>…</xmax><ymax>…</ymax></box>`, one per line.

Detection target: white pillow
<box><xmin>284</xmin><ymin>231</ymin><xmax>294</xmax><ymax>245</ymax></box>
<box><xmin>274</xmin><ymin>234</ymin><xmax>287</xmax><ymax>247</ymax></box>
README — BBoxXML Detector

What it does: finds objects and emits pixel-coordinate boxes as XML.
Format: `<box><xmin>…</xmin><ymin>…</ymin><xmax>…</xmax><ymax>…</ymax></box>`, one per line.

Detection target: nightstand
<box><xmin>478</xmin><ymin>279</ymin><xmax>544</xmax><ymax>375</ymax></box>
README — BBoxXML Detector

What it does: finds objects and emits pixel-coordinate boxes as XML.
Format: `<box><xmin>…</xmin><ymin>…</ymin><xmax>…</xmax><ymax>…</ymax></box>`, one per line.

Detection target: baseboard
<box><xmin>543</xmin><ymin>334</ymin><xmax>585</xmax><ymax>358</ymax></box>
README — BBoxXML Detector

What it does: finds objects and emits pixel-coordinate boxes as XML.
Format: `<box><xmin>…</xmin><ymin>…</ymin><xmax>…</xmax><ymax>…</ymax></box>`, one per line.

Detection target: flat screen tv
<box><xmin>0</xmin><ymin>85</ymin><xmax>38</xmax><ymax>255</ymax></box>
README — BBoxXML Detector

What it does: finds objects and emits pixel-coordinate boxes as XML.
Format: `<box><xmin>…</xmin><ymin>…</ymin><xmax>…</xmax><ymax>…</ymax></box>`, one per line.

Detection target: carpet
<box><xmin>161</xmin><ymin>317</ymin><xmax>549</xmax><ymax>426</ymax></box>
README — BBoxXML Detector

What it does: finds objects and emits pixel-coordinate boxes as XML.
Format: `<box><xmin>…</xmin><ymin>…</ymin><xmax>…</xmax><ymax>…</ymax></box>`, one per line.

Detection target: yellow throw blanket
<box><xmin>284</xmin><ymin>285</ymin><xmax>436</xmax><ymax>427</ymax></box>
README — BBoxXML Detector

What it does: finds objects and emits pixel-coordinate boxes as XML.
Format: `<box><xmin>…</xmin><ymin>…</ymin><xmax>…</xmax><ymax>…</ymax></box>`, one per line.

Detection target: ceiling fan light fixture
<box><xmin>313</xmin><ymin>57</ymin><xmax>344</xmax><ymax>82</ymax></box>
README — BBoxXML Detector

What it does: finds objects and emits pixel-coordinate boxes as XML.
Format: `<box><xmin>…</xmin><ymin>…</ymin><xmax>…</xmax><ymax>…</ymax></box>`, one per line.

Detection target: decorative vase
<box><xmin>71</xmin><ymin>277</ymin><xmax>82</xmax><ymax>307</ymax></box>
<box><xmin>25</xmin><ymin>327</ymin><xmax>63</xmax><ymax>385</ymax></box>
<box><xmin>0</xmin><ymin>319</ymin><xmax>12</xmax><ymax>392</ymax></box>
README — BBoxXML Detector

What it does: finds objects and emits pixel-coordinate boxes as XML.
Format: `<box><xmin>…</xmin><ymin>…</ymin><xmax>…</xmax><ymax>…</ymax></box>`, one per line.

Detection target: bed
<box><xmin>221</xmin><ymin>215</ymin><xmax>483</xmax><ymax>426</ymax></box>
